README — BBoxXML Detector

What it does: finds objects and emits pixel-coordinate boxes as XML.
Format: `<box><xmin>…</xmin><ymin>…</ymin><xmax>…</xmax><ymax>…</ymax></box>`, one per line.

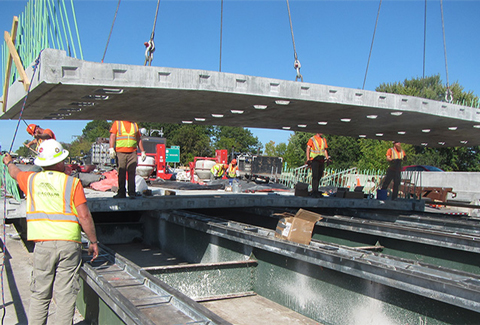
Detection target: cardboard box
<box><xmin>274</xmin><ymin>209</ymin><xmax>322</xmax><ymax>245</ymax></box>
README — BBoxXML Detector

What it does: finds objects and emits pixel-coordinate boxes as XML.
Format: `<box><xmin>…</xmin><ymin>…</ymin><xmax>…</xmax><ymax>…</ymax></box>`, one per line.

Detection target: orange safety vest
<box><xmin>390</xmin><ymin>148</ymin><xmax>405</xmax><ymax>160</ymax></box>
<box><xmin>309</xmin><ymin>136</ymin><xmax>327</xmax><ymax>158</ymax></box>
<box><xmin>115</xmin><ymin>121</ymin><xmax>138</xmax><ymax>150</ymax></box>
<box><xmin>26</xmin><ymin>171</ymin><xmax>81</xmax><ymax>242</ymax></box>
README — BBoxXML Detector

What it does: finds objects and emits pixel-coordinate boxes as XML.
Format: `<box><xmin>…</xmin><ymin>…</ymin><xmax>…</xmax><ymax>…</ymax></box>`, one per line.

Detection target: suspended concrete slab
<box><xmin>2</xmin><ymin>48</ymin><xmax>480</xmax><ymax>147</ymax></box>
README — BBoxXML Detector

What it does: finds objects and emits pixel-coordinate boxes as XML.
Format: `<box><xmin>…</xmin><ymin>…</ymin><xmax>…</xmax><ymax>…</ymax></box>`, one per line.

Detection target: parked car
<box><xmin>401</xmin><ymin>165</ymin><xmax>444</xmax><ymax>172</ymax></box>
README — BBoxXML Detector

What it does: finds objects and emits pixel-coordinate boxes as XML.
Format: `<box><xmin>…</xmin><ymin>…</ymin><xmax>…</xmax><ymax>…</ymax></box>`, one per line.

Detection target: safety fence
<box><xmin>279</xmin><ymin>166</ymin><xmax>423</xmax><ymax>199</ymax></box>
<box><xmin>2</xmin><ymin>0</ymin><xmax>83</xmax><ymax>91</ymax></box>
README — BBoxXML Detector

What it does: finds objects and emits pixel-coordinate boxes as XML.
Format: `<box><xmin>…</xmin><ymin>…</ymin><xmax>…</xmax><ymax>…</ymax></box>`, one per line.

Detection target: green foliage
<box><xmin>264</xmin><ymin>141</ymin><xmax>287</xmax><ymax>157</ymax></box>
<box><xmin>326</xmin><ymin>135</ymin><xmax>362</xmax><ymax>169</ymax></box>
<box><xmin>167</xmin><ymin>125</ymin><xmax>213</xmax><ymax>165</ymax></box>
<box><xmin>82</xmin><ymin>120</ymin><xmax>112</xmax><ymax>142</ymax></box>
<box><xmin>377</xmin><ymin>74</ymin><xmax>480</xmax><ymax>171</ymax></box>
<box><xmin>376</xmin><ymin>74</ymin><xmax>479</xmax><ymax>106</ymax></box>
<box><xmin>212</xmin><ymin>126</ymin><xmax>261</xmax><ymax>154</ymax></box>
<box><xmin>15</xmin><ymin>141</ymin><xmax>34</xmax><ymax>157</ymax></box>
<box><xmin>283</xmin><ymin>132</ymin><xmax>312</xmax><ymax>168</ymax></box>
<box><xmin>65</xmin><ymin>137</ymin><xmax>93</xmax><ymax>162</ymax></box>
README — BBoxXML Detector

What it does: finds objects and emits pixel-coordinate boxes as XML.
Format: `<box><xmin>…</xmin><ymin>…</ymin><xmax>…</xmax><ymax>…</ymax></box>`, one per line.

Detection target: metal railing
<box><xmin>279</xmin><ymin>165</ymin><xmax>423</xmax><ymax>199</ymax></box>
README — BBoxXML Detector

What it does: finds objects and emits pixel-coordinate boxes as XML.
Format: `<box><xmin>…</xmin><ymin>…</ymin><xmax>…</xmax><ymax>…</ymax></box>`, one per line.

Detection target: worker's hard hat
<box><xmin>34</xmin><ymin>139</ymin><xmax>69</xmax><ymax>167</ymax></box>
<box><xmin>26</xmin><ymin>124</ymin><xmax>38</xmax><ymax>136</ymax></box>
<box><xmin>231</xmin><ymin>159</ymin><xmax>237</xmax><ymax>165</ymax></box>
<box><xmin>223</xmin><ymin>164</ymin><xmax>228</xmax><ymax>168</ymax></box>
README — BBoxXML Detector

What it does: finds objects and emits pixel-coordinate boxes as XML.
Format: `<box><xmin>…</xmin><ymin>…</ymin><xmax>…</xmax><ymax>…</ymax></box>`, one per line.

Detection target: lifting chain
<box><xmin>144</xmin><ymin>38</ymin><xmax>155</xmax><ymax>66</ymax></box>
<box><xmin>286</xmin><ymin>0</ymin><xmax>303</xmax><ymax>82</ymax></box>
<box><xmin>294</xmin><ymin>56</ymin><xmax>303</xmax><ymax>82</ymax></box>
<box><xmin>445</xmin><ymin>87</ymin><xmax>453</xmax><ymax>103</ymax></box>
<box><xmin>144</xmin><ymin>0</ymin><xmax>161</xmax><ymax>66</ymax></box>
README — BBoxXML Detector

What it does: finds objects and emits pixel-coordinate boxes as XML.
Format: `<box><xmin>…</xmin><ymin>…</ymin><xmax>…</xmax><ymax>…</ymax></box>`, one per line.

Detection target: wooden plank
<box><xmin>2</xmin><ymin>16</ymin><xmax>18</xmax><ymax>112</ymax></box>
<box><xmin>4</xmin><ymin>27</ymin><xmax>30</xmax><ymax>93</ymax></box>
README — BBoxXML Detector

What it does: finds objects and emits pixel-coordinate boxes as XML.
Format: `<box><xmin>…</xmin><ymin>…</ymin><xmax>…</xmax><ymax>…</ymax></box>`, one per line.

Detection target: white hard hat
<box><xmin>34</xmin><ymin>139</ymin><xmax>69</xmax><ymax>167</ymax></box>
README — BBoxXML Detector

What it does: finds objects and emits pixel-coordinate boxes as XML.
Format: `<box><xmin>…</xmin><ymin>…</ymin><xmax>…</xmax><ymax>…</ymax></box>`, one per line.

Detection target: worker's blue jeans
<box><xmin>28</xmin><ymin>241</ymin><xmax>82</xmax><ymax>325</ymax></box>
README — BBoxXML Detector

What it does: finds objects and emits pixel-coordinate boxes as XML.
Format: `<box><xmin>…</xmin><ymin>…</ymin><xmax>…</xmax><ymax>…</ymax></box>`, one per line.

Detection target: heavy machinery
<box><xmin>237</xmin><ymin>154</ymin><xmax>283</xmax><ymax>183</ymax></box>
<box><xmin>189</xmin><ymin>150</ymin><xmax>228</xmax><ymax>183</ymax></box>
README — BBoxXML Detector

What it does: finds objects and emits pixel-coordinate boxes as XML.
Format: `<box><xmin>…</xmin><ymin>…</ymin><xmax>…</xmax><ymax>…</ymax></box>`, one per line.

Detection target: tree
<box><xmin>212</xmin><ymin>126</ymin><xmax>261</xmax><ymax>154</ymax></box>
<box><xmin>168</xmin><ymin>125</ymin><xmax>213</xmax><ymax>165</ymax></box>
<box><xmin>283</xmin><ymin>132</ymin><xmax>312</xmax><ymax>168</ymax></box>
<box><xmin>326</xmin><ymin>135</ymin><xmax>361</xmax><ymax>169</ymax></box>
<box><xmin>15</xmin><ymin>140</ymin><xmax>34</xmax><ymax>157</ymax></box>
<box><xmin>377</xmin><ymin>75</ymin><xmax>480</xmax><ymax>171</ymax></box>
<box><xmin>82</xmin><ymin>120</ymin><xmax>112</xmax><ymax>142</ymax></box>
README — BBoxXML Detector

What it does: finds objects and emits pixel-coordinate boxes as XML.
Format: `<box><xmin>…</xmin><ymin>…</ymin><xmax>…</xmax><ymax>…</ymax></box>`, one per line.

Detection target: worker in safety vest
<box><xmin>25</xmin><ymin>123</ymin><xmax>56</xmax><ymax>152</ymax></box>
<box><xmin>306</xmin><ymin>132</ymin><xmax>330</xmax><ymax>198</ymax></box>
<box><xmin>2</xmin><ymin>139</ymin><xmax>99</xmax><ymax>325</ymax></box>
<box><xmin>109</xmin><ymin>121</ymin><xmax>146</xmax><ymax>199</ymax></box>
<box><xmin>227</xmin><ymin>159</ymin><xmax>240</xmax><ymax>179</ymax></box>
<box><xmin>381</xmin><ymin>141</ymin><xmax>406</xmax><ymax>200</ymax></box>
<box><xmin>210</xmin><ymin>163</ymin><xmax>227</xmax><ymax>180</ymax></box>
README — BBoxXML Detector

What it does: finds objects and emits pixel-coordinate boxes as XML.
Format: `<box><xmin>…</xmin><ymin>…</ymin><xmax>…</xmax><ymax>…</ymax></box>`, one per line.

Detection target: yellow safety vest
<box><xmin>390</xmin><ymin>148</ymin><xmax>405</xmax><ymax>160</ymax></box>
<box><xmin>211</xmin><ymin>164</ymin><xmax>225</xmax><ymax>177</ymax></box>
<box><xmin>227</xmin><ymin>165</ymin><xmax>237</xmax><ymax>178</ymax></box>
<box><xmin>115</xmin><ymin>121</ymin><xmax>138</xmax><ymax>149</ymax></box>
<box><xmin>26</xmin><ymin>171</ymin><xmax>81</xmax><ymax>242</ymax></box>
<box><xmin>310</xmin><ymin>136</ymin><xmax>327</xmax><ymax>159</ymax></box>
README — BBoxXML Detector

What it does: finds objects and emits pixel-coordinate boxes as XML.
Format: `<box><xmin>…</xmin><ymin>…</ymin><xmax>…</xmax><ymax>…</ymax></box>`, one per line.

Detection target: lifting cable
<box><xmin>101</xmin><ymin>0</ymin><xmax>121</xmax><ymax>63</ymax></box>
<box><xmin>422</xmin><ymin>0</ymin><xmax>427</xmax><ymax>80</ymax></box>
<box><xmin>219</xmin><ymin>0</ymin><xmax>224</xmax><ymax>72</ymax></box>
<box><xmin>286</xmin><ymin>0</ymin><xmax>302</xmax><ymax>82</ymax></box>
<box><xmin>440</xmin><ymin>0</ymin><xmax>452</xmax><ymax>103</ymax></box>
<box><xmin>0</xmin><ymin>51</ymin><xmax>42</xmax><ymax>325</ymax></box>
<box><xmin>144</xmin><ymin>0</ymin><xmax>161</xmax><ymax>66</ymax></box>
<box><xmin>362</xmin><ymin>0</ymin><xmax>382</xmax><ymax>90</ymax></box>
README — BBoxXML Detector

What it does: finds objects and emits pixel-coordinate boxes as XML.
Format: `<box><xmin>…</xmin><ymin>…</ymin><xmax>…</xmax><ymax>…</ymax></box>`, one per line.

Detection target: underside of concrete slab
<box><xmin>2</xmin><ymin>49</ymin><xmax>480</xmax><ymax>147</ymax></box>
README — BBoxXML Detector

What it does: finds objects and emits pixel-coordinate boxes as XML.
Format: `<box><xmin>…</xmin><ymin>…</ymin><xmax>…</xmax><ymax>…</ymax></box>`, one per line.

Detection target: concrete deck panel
<box><xmin>0</xmin><ymin>189</ymin><xmax>424</xmax><ymax>219</ymax></box>
<box><xmin>2</xmin><ymin>49</ymin><xmax>479</xmax><ymax>147</ymax></box>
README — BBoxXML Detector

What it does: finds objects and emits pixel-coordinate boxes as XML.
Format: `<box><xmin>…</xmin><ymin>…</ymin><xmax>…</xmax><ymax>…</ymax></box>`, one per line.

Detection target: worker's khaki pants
<box><xmin>116</xmin><ymin>151</ymin><xmax>138</xmax><ymax>196</ymax></box>
<box><xmin>29</xmin><ymin>241</ymin><xmax>82</xmax><ymax>325</ymax></box>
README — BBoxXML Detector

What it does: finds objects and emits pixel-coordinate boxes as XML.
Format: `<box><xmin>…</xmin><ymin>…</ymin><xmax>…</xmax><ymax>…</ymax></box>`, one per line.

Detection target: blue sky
<box><xmin>1</xmin><ymin>0</ymin><xmax>479</xmax><ymax>152</ymax></box>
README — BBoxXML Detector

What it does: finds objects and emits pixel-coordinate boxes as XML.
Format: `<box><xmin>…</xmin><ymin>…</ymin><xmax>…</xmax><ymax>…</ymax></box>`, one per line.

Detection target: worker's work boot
<box><xmin>113</xmin><ymin>193</ymin><xmax>126</xmax><ymax>199</ymax></box>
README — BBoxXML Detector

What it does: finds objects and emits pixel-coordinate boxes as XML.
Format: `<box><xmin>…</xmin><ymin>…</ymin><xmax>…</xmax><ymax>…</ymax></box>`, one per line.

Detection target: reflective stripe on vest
<box><xmin>116</xmin><ymin>121</ymin><xmax>138</xmax><ymax>149</ymax></box>
<box><xmin>390</xmin><ymin>148</ymin><xmax>405</xmax><ymax>160</ymax></box>
<box><xmin>26</xmin><ymin>171</ymin><xmax>81</xmax><ymax>242</ymax></box>
<box><xmin>310</xmin><ymin>136</ymin><xmax>326</xmax><ymax>158</ymax></box>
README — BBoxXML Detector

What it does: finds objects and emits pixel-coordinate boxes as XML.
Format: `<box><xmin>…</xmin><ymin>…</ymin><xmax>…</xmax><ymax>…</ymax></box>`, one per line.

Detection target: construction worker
<box><xmin>109</xmin><ymin>121</ymin><xmax>146</xmax><ymax>199</ymax></box>
<box><xmin>227</xmin><ymin>159</ymin><xmax>240</xmax><ymax>179</ymax></box>
<box><xmin>210</xmin><ymin>163</ymin><xmax>227</xmax><ymax>180</ymax></box>
<box><xmin>306</xmin><ymin>132</ymin><xmax>330</xmax><ymax>198</ymax></box>
<box><xmin>381</xmin><ymin>141</ymin><xmax>406</xmax><ymax>200</ymax></box>
<box><xmin>2</xmin><ymin>139</ymin><xmax>99</xmax><ymax>325</ymax></box>
<box><xmin>25</xmin><ymin>124</ymin><xmax>56</xmax><ymax>152</ymax></box>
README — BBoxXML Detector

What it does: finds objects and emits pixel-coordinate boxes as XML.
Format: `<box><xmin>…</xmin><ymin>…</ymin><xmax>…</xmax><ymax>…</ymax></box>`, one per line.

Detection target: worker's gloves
<box><xmin>108</xmin><ymin>148</ymin><xmax>116</xmax><ymax>159</ymax></box>
<box><xmin>141</xmin><ymin>151</ymin><xmax>147</xmax><ymax>162</ymax></box>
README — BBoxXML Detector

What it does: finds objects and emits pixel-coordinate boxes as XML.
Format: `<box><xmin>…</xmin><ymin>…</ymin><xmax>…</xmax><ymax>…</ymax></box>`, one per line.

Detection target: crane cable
<box><xmin>219</xmin><ymin>0</ymin><xmax>223</xmax><ymax>72</ymax></box>
<box><xmin>101</xmin><ymin>0</ymin><xmax>121</xmax><ymax>63</ymax></box>
<box><xmin>362</xmin><ymin>0</ymin><xmax>382</xmax><ymax>90</ymax></box>
<box><xmin>440</xmin><ymin>0</ymin><xmax>452</xmax><ymax>103</ymax></box>
<box><xmin>1</xmin><ymin>51</ymin><xmax>42</xmax><ymax>325</ymax></box>
<box><xmin>286</xmin><ymin>0</ymin><xmax>302</xmax><ymax>82</ymax></box>
<box><xmin>144</xmin><ymin>0</ymin><xmax>161</xmax><ymax>66</ymax></box>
